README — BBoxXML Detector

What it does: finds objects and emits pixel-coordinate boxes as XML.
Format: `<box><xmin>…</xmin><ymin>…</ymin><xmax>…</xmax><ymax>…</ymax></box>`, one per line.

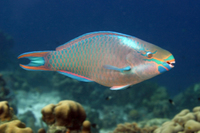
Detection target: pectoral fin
<box><xmin>103</xmin><ymin>65</ymin><xmax>131</xmax><ymax>72</ymax></box>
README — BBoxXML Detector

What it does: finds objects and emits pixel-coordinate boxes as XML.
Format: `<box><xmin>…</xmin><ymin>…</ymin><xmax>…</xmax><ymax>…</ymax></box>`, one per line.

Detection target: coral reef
<box><xmin>18</xmin><ymin>110</ymin><xmax>38</xmax><ymax>132</ymax></box>
<box><xmin>112</xmin><ymin>122</ymin><xmax>157</xmax><ymax>133</ymax></box>
<box><xmin>7</xmin><ymin>68</ymin><xmax>175</xmax><ymax>130</ymax></box>
<box><xmin>0</xmin><ymin>73</ymin><xmax>18</xmax><ymax>124</ymax></box>
<box><xmin>0</xmin><ymin>101</ymin><xmax>32</xmax><ymax>133</ymax></box>
<box><xmin>7</xmin><ymin>68</ymin><xmax>200</xmax><ymax>132</ymax></box>
<box><xmin>82</xmin><ymin>120</ymin><xmax>91</xmax><ymax>133</ymax></box>
<box><xmin>154</xmin><ymin>121</ymin><xmax>183</xmax><ymax>133</ymax></box>
<box><xmin>41</xmin><ymin>100</ymin><xmax>89</xmax><ymax>133</ymax></box>
<box><xmin>112</xmin><ymin>106</ymin><xmax>200</xmax><ymax>133</ymax></box>
<box><xmin>154</xmin><ymin>106</ymin><xmax>200</xmax><ymax>133</ymax></box>
<box><xmin>0</xmin><ymin>101</ymin><xmax>17</xmax><ymax>123</ymax></box>
<box><xmin>0</xmin><ymin>120</ymin><xmax>33</xmax><ymax>133</ymax></box>
<box><xmin>0</xmin><ymin>100</ymin><xmax>91</xmax><ymax>133</ymax></box>
<box><xmin>15</xmin><ymin>90</ymin><xmax>61</xmax><ymax>128</ymax></box>
<box><xmin>37</xmin><ymin>128</ymin><xmax>46</xmax><ymax>133</ymax></box>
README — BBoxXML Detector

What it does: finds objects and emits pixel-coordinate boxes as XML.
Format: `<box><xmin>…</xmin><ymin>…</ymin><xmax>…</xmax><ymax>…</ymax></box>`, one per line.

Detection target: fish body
<box><xmin>18</xmin><ymin>31</ymin><xmax>175</xmax><ymax>90</ymax></box>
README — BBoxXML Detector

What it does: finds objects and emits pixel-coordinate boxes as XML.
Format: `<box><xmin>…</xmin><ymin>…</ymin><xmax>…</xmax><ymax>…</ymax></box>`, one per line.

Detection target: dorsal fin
<box><xmin>56</xmin><ymin>31</ymin><xmax>134</xmax><ymax>51</ymax></box>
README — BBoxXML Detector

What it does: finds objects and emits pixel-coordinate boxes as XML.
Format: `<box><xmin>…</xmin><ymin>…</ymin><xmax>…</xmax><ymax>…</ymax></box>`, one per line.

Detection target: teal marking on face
<box><xmin>164</xmin><ymin>55</ymin><xmax>175</xmax><ymax>61</ymax></box>
<box><xmin>145</xmin><ymin>58</ymin><xmax>170</xmax><ymax>70</ymax></box>
<box><xmin>144</xmin><ymin>58</ymin><xmax>163</xmax><ymax>65</ymax></box>
<box><xmin>162</xmin><ymin>62</ymin><xmax>171</xmax><ymax>70</ymax></box>
<box><xmin>158</xmin><ymin>66</ymin><xmax>166</xmax><ymax>73</ymax></box>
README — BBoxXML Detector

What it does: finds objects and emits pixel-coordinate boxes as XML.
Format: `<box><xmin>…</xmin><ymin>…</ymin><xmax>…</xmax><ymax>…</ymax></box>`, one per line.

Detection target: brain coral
<box><xmin>0</xmin><ymin>120</ymin><xmax>33</xmax><ymax>133</ymax></box>
<box><xmin>0</xmin><ymin>101</ymin><xmax>15</xmax><ymax>122</ymax></box>
<box><xmin>41</xmin><ymin>100</ymin><xmax>87</xmax><ymax>133</ymax></box>
<box><xmin>0</xmin><ymin>100</ymin><xmax>90</xmax><ymax>133</ymax></box>
<box><xmin>0</xmin><ymin>101</ymin><xmax>33</xmax><ymax>133</ymax></box>
<box><xmin>154</xmin><ymin>106</ymin><xmax>200</xmax><ymax>133</ymax></box>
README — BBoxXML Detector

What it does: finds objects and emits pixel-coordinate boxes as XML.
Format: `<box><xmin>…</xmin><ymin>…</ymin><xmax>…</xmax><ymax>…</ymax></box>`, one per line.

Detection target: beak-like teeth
<box><xmin>167</xmin><ymin>61</ymin><xmax>175</xmax><ymax>68</ymax></box>
<box><xmin>169</xmin><ymin>64</ymin><xmax>174</xmax><ymax>68</ymax></box>
<box><xmin>171</xmin><ymin>61</ymin><xmax>175</xmax><ymax>64</ymax></box>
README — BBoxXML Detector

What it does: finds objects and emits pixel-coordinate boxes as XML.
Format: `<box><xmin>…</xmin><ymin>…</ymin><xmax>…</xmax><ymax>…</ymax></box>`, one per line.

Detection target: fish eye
<box><xmin>146</xmin><ymin>52</ymin><xmax>153</xmax><ymax>58</ymax></box>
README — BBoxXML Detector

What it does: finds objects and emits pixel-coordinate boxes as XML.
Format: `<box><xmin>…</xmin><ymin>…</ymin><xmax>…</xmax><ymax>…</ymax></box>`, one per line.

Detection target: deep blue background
<box><xmin>0</xmin><ymin>0</ymin><xmax>199</xmax><ymax>96</ymax></box>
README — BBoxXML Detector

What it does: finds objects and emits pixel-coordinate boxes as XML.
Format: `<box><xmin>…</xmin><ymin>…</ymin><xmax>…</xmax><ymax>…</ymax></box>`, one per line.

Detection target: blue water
<box><xmin>0</xmin><ymin>0</ymin><xmax>200</xmax><ymax>96</ymax></box>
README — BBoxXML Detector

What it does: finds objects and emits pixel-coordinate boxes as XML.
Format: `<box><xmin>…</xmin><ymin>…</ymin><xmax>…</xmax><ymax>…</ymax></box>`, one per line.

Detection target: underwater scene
<box><xmin>0</xmin><ymin>1</ymin><xmax>200</xmax><ymax>133</ymax></box>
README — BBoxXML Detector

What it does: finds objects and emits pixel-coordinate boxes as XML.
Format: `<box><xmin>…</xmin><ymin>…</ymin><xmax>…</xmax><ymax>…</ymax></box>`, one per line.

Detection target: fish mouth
<box><xmin>166</xmin><ymin>60</ymin><xmax>175</xmax><ymax>68</ymax></box>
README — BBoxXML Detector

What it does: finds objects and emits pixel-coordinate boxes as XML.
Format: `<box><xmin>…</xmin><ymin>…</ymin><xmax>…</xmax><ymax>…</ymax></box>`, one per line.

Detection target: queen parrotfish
<box><xmin>18</xmin><ymin>31</ymin><xmax>175</xmax><ymax>90</ymax></box>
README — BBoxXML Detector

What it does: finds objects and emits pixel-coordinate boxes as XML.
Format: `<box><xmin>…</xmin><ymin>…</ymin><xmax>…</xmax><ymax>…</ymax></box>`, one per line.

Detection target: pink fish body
<box><xmin>18</xmin><ymin>31</ymin><xmax>175</xmax><ymax>90</ymax></box>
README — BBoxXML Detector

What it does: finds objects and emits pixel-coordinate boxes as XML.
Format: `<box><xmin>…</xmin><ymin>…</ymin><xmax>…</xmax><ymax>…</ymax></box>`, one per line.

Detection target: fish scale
<box><xmin>18</xmin><ymin>31</ymin><xmax>175</xmax><ymax>90</ymax></box>
<box><xmin>51</xmin><ymin>35</ymin><xmax>126</xmax><ymax>86</ymax></box>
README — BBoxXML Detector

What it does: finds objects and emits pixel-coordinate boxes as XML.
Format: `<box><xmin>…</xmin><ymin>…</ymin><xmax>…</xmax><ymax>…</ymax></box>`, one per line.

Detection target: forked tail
<box><xmin>18</xmin><ymin>51</ymin><xmax>51</xmax><ymax>71</ymax></box>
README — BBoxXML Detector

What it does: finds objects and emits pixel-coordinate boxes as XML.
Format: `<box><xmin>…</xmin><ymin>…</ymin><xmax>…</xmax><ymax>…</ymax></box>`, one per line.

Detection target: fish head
<box><xmin>126</xmin><ymin>38</ymin><xmax>175</xmax><ymax>79</ymax></box>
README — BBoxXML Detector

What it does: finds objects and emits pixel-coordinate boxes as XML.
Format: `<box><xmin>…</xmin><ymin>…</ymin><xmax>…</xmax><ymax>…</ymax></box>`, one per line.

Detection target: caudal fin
<box><xmin>18</xmin><ymin>51</ymin><xmax>51</xmax><ymax>71</ymax></box>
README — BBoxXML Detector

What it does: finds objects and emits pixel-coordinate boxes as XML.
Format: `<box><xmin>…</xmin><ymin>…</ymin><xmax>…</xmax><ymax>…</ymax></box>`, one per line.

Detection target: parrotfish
<box><xmin>18</xmin><ymin>31</ymin><xmax>175</xmax><ymax>90</ymax></box>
